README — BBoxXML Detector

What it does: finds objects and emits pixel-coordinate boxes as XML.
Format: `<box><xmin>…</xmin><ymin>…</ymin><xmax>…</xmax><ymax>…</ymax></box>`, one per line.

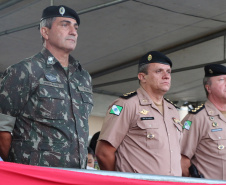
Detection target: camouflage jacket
<box><xmin>0</xmin><ymin>48</ymin><xmax>93</xmax><ymax>168</ymax></box>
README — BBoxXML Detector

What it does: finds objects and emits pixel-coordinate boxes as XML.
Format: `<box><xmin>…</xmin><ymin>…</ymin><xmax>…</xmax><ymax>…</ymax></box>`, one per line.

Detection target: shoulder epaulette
<box><xmin>120</xmin><ymin>91</ymin><xmax>137</xmax><ymax>99</ymax></box>
<box><xmin>164</xmin><ymin>98</ymin><xmax>179</xmax><ymax>109</ymax></box>
<box><xmin>189</xmin><ymin>104</ymin><xmax>205</xmax><ymax>114</ymax></box>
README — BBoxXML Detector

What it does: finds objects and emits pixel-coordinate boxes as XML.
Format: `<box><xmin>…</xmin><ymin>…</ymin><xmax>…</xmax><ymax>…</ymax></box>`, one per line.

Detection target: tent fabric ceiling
<box><xmin>1</xmin><ymin>0</ymin><xmax>226</xmax><ymax>116</ymax></box>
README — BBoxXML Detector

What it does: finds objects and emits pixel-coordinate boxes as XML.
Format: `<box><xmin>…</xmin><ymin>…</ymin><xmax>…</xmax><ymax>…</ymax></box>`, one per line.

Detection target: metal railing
<box><xmin>53</xmin><ymin>168</ymin><xmax>226</xmax><ymax>184</ymax></box>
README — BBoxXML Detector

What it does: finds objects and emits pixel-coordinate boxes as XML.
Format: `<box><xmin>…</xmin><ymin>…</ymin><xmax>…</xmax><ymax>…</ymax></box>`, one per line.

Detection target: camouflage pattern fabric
<box><xmin>0</xmin><ymin>48</ymin><xmax>93</xmax><ymax>168</ymax></box>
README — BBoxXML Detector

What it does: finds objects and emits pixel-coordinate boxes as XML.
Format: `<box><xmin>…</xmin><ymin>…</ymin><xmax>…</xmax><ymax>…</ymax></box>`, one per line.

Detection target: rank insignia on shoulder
<box><xmin>164</xmin><ymin>98</ymin><xmax>179</xmax><ymax>109</ymax></box>
<box><xmin>120</xmin><ymin>91</ymin><xmax>137</xmax><ymax>99</ymax></box>
<box><xmin>189</xmin><ymin>104</ymin><xmax>205</xmax><ymax>114</ymax></box>
<box><xmin>110</xmin><ymin>105</ymin><xmax>123</xmax><ymax>116</ymax></box>
<box><xmin>183</xmin><ymin>120</ymin><xmax>192</xmax><ymax>130</ymax></box>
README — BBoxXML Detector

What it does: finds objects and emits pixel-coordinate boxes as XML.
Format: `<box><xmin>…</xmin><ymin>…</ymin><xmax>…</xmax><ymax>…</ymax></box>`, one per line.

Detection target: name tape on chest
<box><xmin>141</xmin><ymin>117</ymin><xmax>154</xmax><ymax>120</ymax></box>
<box><xmin>40</xmin><ymin>79</ymin><xmax>64</xmax><ymax>88</ymax></box>
<box><xmin>78</xmin><ymin>86</ymin><xmax>92</xmax><ymax>94</ymax></box>
<box><xmin>211</xmin><ymin>128</ymin><xmax>223</xmax><ymax>132</ymax></box>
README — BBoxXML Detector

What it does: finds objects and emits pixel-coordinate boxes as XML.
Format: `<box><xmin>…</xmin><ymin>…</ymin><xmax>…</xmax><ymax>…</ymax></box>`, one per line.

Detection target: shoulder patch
<box><xmin>110</xmin><ymin>105</ymin><xmax>123</xmax><ymax>116</ymax></box>
<box><xmin>183</xmin><ymin>120</ymin><xmax>192</xmax><ymax>130</ymax></box>
<box><xmin>164</xmin><ymin>98</ymin><xmax>179</xmax><ymax>109</ymax></box>
<box><xmin>189</xmin><ymin>104</ymin><xmax>205</xmax><ymax>114</ymax></box>
<box><xmin>120</xmin><ymin>91</ymin><xmax>137</xmax><ymax>99</ymax></box>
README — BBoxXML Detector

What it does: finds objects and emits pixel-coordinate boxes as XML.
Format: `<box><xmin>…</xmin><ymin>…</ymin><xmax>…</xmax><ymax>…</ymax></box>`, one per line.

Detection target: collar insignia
<box><xmin>47</xmin><ymin>56</ymin><xmax>54</xmax><ymax>65</ymax></box>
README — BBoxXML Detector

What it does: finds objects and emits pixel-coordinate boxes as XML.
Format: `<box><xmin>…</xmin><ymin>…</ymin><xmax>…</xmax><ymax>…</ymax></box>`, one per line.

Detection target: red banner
<box><xmin>0</xmin><ymin>162</ymin><xmax>221</xmax><ymax>185</ymax></box>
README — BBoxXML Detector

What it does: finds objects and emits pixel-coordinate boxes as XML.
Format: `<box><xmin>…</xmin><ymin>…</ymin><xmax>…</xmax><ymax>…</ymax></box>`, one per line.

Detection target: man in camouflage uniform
<box><xmin>0</xmin><ymin>5</ymin><xmax>93</xmax><ymax>168</ymax></box>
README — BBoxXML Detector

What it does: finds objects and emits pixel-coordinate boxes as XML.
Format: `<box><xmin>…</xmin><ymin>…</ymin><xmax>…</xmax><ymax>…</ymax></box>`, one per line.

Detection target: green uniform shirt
<box><xmin>0</xmin><ymin>48</ymin><xmax>93</xmax><ymax>168</ymax></box>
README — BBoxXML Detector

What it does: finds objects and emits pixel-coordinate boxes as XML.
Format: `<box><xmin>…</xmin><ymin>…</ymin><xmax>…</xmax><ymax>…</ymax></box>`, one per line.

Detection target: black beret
<box><xmin>41</xmin><ymin>5</ymin><xmax>80</xmax><ymax>25</ymax></box>
<box><xmin>204</xmin><ymin>64</ymin><xmax>226</xmax><ymax>77</ymax></box>
<box><xmin>139</xmin><ymin>51</ymin><xmax>172</xmax><ymax>67</ymax></box>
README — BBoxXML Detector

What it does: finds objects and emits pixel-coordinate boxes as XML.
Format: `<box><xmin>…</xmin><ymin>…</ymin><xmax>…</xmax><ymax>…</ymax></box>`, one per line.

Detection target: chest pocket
<box><xmin>37</xmin><ymin>83</ymin><xmax>66</xmax><ymax>119</ymax></box>
<box><xmin>208</xmin><ymin>131</ymin><xmax>226</xmax><ymax>155</ymax></box>
<box><xmin>172</xmin><ymin>122</ymin><xmax>183</xmax><ymax>143</ymax></box>
<box><xmin>137</xmin><ymin>120</ymin><xmax>161</xmax><ymax>149</ymax></box>
<box><xmin>78</xmin><ymin>86</ymin><xmax>93</xmax><ymax>116</ymax></box>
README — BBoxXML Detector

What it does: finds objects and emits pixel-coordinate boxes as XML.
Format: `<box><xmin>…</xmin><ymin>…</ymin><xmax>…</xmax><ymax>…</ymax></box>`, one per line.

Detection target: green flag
<box><xmin>183</xmin><ymin>120</ymin><xmax>192</xmax><ymax>130</ymax></box>
<box><xmin>110</xmin><ymin>105</ymin><xmax>123</xmax><ymax>116</ymax></box>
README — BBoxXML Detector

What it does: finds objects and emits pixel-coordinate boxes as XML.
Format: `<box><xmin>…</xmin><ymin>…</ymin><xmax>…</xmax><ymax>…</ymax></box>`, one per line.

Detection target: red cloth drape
<box><xmin>0</xmin><ymin>162</ymin><xmax>222</xmax><ymax>185</ymax></box>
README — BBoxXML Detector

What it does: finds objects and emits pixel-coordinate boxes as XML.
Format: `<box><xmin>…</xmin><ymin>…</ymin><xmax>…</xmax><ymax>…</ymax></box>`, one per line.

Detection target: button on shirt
<box><xmin>99</xmin><ymin>87</ymin><xmax>182</xmax><ymax>175</ymax></box>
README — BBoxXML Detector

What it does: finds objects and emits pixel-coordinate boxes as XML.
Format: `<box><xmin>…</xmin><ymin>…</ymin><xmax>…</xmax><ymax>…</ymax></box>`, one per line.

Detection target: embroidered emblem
<box><xmin>189</xmin><ymin>104</ymin><xmax>205</xmax><ymax>114</ymax></box>
<box><xmin>139</xmin><ymin>109</ymin><xmax>149</xmax><ymax>115</ymax></box>
<box><xmin>45</xmin><ymin>73</ymin><xmax>57</xmax><ymax>82</ymax></box>
<box><xmin>110</xmin><ymin>105</ymin><xmax>123</xmax><ymax>116</ymax></box>
<box><xmin>183</xmin><ymin>120</ymin><xmax>192</xmax><ymax>130</ymax></box>
<box><xmin>120</xmin><ymin>91</ymin><xmax>137</xmax><ymax>99</ymax></box>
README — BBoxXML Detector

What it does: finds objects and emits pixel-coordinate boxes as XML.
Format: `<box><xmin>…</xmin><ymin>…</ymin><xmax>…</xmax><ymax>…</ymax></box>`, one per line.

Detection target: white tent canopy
<box><xmin>1</xmin><ymin>0</ymin><xmax>226</xmax><ymax>117</ymax></box>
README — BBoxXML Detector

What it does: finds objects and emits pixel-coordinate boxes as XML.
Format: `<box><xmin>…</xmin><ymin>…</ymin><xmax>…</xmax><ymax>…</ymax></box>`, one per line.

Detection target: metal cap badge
<box><xmin>41</xmin><ymin>5</ymin><xmax>80</xmax><ymax>25</ymax></box>
<box><xmin>59</xmin><ymin>6</ymin><xmax>65</xmax><ymax>16</ymax></box>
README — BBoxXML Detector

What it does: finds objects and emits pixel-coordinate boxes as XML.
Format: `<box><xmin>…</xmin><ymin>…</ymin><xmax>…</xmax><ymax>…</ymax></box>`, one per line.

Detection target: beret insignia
<box><xmin>59</xmin><ymin>7</ymin><xmax>65</xmax><ymax>16</ymax></box>
<box><xmin>148</xmin><ymin>54</ymin><xmax>152</xmax><ymax>61</ymax></box>
<box><xmin>205</xmin><ymin>64</ymin><xmax>226</xmax><ymax>77</ymax></box>
<box><xmin>120</xmin><ymin>91</ymin><xmax>137</xmax><ymax>99</ymax></box>
<box><xmin>139</xmin><ymin>51</ymin><xmax>172</xmax><ymax>67</ymax></box>
<box><xmin>41</xmin><ymin>5</ymin><xmax>80</xmax><ymax>25</ymax></box>
<box><xmin>189</xmin><ymin>104</ymin><xmax>205</xmax><ymax>114</ymax></box>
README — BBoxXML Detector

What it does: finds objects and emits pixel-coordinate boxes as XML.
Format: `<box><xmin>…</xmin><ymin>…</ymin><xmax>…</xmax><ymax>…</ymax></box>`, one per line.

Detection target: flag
<box><xmin>110</xmin><ymin>105</ymin><xmax>123</xmax><ymax>116</ymax></box>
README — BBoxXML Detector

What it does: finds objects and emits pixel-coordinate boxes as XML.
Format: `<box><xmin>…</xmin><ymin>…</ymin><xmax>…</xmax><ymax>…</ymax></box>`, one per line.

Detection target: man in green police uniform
<box><xmin>0</xmin><ymin>5</ymin><xmax>93</xmax><ymax>168</ymax></box>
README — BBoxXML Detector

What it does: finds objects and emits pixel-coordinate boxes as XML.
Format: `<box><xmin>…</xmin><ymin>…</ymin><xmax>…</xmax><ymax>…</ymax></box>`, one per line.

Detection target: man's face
<box><xmin>206</xmin><ymin>75</ymin><xmax>226</xmax><ymax>101</ymax></box>
<box><xmin>45</xmin><ymin>17</ymin><xmax>78</xmax><ymax>53</ymax></box>
<box><xmin>139</xmin><ymin>63</ymin><xmax>171</xmax><ymax>95</ymax></box>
